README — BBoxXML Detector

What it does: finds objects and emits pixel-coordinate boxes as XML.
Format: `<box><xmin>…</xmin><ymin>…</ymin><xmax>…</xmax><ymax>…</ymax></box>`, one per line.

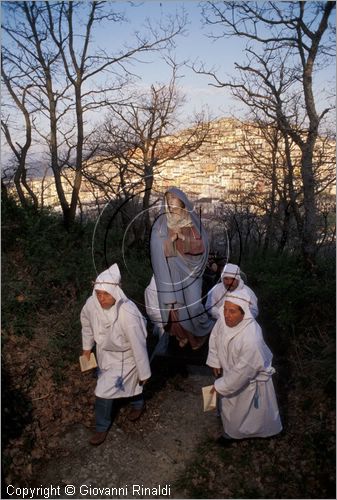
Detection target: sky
<box><xmin>3</xmin><ymin>1</ymin><xmax>336</xmax><ymax>118</ymax></box>
<box><xmin>91</xmin><ymin>0</ymin><xmax>336</xmax><ymax>122</ymax></box>
<box><xmin>2</xmin><ymin>1</ymin><xmax>336</xmax><ymax>165</ymax></box>
<box><xmin>1</xmin><ymin>1</ymin><xmax>247</xmax><ymax>165</ymax></box>
<box><xmin>92</xmin><ymin>1</ymin><xmax>248</xmax><ymax>120</ymax></box>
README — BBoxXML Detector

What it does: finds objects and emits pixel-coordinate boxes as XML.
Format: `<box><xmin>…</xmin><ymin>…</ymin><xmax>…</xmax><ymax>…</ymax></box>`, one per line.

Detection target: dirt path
<box><xmin>31</xmin><ymin>366</ymin><xmax>220</xmax><ymax>499</ymax></box>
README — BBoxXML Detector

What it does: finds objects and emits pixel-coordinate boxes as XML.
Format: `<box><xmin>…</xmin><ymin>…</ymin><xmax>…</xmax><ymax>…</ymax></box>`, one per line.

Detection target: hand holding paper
<box><xmin>79</xmin><ymin>352</ymin><xmax>97</xmax><ymax>372</ymax></box>
<box><xmin>202</xmin><ymin>385</ymin><xmax>217</xmax><ymax>412</ymax></box>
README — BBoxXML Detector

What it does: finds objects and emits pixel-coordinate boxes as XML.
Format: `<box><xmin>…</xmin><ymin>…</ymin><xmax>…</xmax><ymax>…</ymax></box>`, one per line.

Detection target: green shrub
<box><xmin>242</xmin><ymin>250</ymin><xmax>335</xmax><ymax>391</ymax></box>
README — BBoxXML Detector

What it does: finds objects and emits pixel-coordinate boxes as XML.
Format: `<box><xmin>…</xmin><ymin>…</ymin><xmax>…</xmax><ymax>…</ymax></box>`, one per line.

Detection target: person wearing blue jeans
<box><xmin>81</xmin><ymin>264</ymin><xmax>151</xmax><ymax>446</ymax></box>
<box><xmin>95</xmin><ymin>393</ymin><xmax>145</xmax><ymax>432</ymax></box>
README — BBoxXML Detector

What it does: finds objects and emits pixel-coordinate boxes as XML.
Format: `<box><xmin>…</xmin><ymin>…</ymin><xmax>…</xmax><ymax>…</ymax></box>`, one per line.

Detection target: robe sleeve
<box><xmin>205</xmin><ymin>284</ymin><xmax>222</xmax><ymax>320</ymax></box>
<box><xmin>249</xmin><ymin>290</ymin><xmax>259</xmax><ymax>319</ymax></box>
<box><xmin>244</xmin><ymin>285</ymin><xmax>259</xmax><ymax>319</ymax></box>
<box><xmin>120</xmin><ymin>303</ymin><xmax>151</xmax><ymax>381</ymax></box>
<box><xmin>80</xmin><ymin>302</ymin><xmax>95</xmax><ymax>351</ymax></box>
<box><xmin>214</xmin><ymin>336</ymin><xmax>264</xmax><ymax>397</ymax></box>
<box><xmin>206</xmin><ymin>322</ymin><xmax>221</xmax><ymax>369</ymax></box>
<box><xmin>144</xmin><ymin>285</ymin><xmax>162</xmax><ymax>324</ymax></box>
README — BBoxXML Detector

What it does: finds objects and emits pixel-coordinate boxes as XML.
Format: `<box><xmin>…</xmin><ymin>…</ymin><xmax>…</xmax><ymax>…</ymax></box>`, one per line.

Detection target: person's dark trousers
<box><xmin>95</xmin><ymin>394</ymin><xmax>144</xmax><ymax>431</ymax></box>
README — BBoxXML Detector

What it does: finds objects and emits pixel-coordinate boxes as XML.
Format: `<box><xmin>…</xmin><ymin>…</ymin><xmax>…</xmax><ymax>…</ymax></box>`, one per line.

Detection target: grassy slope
<box><xmin>174</xmin><ymin>253</ymin><xmax>336</xmax><ymax>499</ymax></box>
<box><xmin>2</xmin><ymin>199</ymin><xmax>335</xmax><ymax>497</ymax></box>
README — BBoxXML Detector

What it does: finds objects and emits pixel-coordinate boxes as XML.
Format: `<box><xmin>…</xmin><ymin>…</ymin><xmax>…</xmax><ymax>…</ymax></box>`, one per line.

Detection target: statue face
<box><xmin>166</xmin><ymin>192</ymin><xmax>185</xmax><ymax>215</ymax></box>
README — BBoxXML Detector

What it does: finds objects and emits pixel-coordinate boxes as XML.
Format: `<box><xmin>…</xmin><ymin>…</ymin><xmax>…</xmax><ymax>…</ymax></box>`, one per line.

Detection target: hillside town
<box><xmin>19</xmin><ymin>118</ymin><xmax>336</xmax><ymax>217</ymax></box>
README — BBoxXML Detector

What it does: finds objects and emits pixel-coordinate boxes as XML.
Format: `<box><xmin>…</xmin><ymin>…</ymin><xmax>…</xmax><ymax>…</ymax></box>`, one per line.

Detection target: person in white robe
<box><xmin>144</xmin><ymin>275</ymin><xmax>170</xmax><ymax>359</ymax></box>
<box><xmin>205</xmin><ymin>263</ymin><xmax>258</xmax><ymax>320</ymax></box>
<box><xmin>144</xmin><ymin>275</ymin><xmax>165</xmax><ymax>338</ymax></box>
<box><xmin>81</xmin><ymin>263</ymin><xmax>151</xmax><ymax>445</ymax></box>
<box><xmin>206</xmin><ymin>288</ymin><xmax>282</xmax><ymax>443</ymax></box>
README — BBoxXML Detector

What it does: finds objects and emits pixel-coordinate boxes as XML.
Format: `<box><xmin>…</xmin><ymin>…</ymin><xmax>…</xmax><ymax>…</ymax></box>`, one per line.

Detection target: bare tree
<box><xmin>226</xmin><ymin>118</ymin><xmax>335</xmax><ymax>254</ymax></box>
<box><xmin>197</xmin><ymin>1</ymin><xmax>336</xmax><ymax>268</ymax></box>
<box><xmin>237</xmin><ymin>120</ymin><xmax>306</xmax><ymax>252</ymax></box>
<box><xmin>2</xmin><ymin>1</ymin><xmax>187</xmax><ymax>227</ymax></box>
<box><xmin>86</xmin><ymin>62</ymin><xmax>211</xmax><ymax>241</ymax></box>
<box><xmin>1</xmin><ymin>62</ymin><xmax>38</xmax><ymax>209</ymax></box>
<box><xmin>239</xmin><ymin>123</ymin><xmax>289</xmax><ymax>252</ymax></box>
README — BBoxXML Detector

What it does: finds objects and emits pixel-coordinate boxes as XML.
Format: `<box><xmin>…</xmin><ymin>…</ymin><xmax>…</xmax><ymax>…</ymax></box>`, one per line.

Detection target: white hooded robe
<box><xmin>206</xmin><ymin>263</ymin><xmax>258</xmax><ymax>320</ymax></box>
<box><xmin>144</xmin><ymin>275</ymin><xmax>165</xmax><ymax>337</ymax></box>
<box><xmin>206</xmin><ymin>289</ymin><xmax>282</xmax><ymax>439</ymax></box>
<box><xmin>81</xmin><ymin>264</ymin><xmax>151</xmax><ymax>399</ymax></box>
<box><xmin>206</xmin><ymin>281</ymin><xmax>259</xmax><ymax>320</ymax></box>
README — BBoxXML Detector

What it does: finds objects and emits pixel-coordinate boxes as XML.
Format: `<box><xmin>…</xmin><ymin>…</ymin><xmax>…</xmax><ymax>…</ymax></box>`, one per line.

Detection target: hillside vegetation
<box><xmin>2</xmin><ymin>197</ymin><xmax>335</xmax><ymax>498</ymax></box>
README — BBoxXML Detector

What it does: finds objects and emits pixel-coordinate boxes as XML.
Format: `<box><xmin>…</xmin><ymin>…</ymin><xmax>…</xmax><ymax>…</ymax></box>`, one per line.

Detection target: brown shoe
<box><xmin>127</xmin><ymin>406</ymin><xmax>145</xmax><ymax>422</ymax></box>
<box><xmin>89</xmin><ymin>431</ymin><xmax>108</xmax><ymax>446</ymax></box>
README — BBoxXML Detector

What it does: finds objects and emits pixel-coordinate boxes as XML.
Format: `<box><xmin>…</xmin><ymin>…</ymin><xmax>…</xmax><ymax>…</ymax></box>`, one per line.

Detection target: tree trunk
<box><xmin>1</xmin><ymin>179</ymin><xmax>8</xmax><ymax>201</ymax></box>
<box><xmin>263</xmin><ymin>153</ymin><xmax>278</xmax><ymax>253</ymax></box>
<box><xmin>20</xmin><ymin>164</ymin><xmax>39</xmax><ymax>209</ymax></box>
<box><xmin>300</xmin><ymin>141</ymin><xmax>318</xmax><ymax>269</ymax></box>
<box><xmin>68</xmin><ymin>84</ymin><xmax>84</xmax><ymax>227</ymax></box>
<box><xmin>46</xmin><ymin>76</ymin><xmax>70</xmax><ymax>226</ymax></box>
<box><xmin>278</xmin><ymin>208</ymin><xmax>290</xmax><ymax>254</ymax></box>
<box><xmin>142</xmin><ymin>164</ymin><xmax>154</xmax><ymax>243</ymax></box>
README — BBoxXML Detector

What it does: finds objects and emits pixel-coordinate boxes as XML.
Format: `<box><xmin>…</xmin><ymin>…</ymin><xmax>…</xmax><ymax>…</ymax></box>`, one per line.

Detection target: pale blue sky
<box><xmin>2</xmin><ymin>0</ymin><xmax>335</xmax><ymax>121</ymax></box>
<box><xmin>87</xmin><ymin>1</ymin><xmax>249</xmax><ymax>120</ymax></box>
<box><xmin>2</xmin><ymin>1</ymin><xmax>335</xmax><ymax>164</ymax></box>
<box><xmin>92</xmin><ymin>1</ymin><xmax>335</xmax><ymax>121</ymax></box>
